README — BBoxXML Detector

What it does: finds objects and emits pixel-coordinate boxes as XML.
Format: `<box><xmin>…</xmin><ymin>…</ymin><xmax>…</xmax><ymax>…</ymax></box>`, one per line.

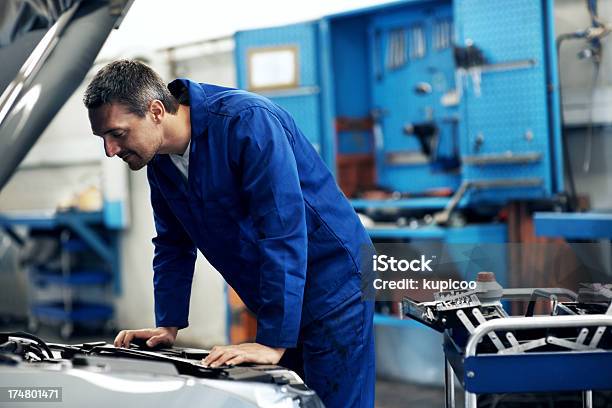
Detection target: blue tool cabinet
<box><xmin>234</xmin><ymin>0</ymin><xmax>563</xmax><ymax>207</ymax></box>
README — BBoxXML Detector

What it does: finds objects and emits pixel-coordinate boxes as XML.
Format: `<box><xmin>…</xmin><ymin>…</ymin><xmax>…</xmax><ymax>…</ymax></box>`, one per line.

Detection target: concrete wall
<box><xmin>556</xmin><ymin>0</ymin><xmax>612</xmax><ymax>210</ymax></box>
<box><xmin>556</xmin><ymin>0</ymin><xmax>612</xmax><ymax>125</ymax></box>
<box><xmin>163</xmin><ymin>37</ymin><xmax>236</xmax><ymax>87</ymax></box>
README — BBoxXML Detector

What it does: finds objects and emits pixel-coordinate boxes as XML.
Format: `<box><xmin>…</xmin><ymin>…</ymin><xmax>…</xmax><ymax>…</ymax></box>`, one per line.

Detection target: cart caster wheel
<box><xmin>60</xmin><ymin>323</ymin><xmax>73</xmax><ymax>340</ymax></box>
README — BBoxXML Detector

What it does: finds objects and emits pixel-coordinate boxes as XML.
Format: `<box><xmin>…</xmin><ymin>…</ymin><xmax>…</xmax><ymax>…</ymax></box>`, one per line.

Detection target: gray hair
<box><xmin>83</xmin><ymin>59</ymin><xmax>178</xmax><ymax>116</ymax></box>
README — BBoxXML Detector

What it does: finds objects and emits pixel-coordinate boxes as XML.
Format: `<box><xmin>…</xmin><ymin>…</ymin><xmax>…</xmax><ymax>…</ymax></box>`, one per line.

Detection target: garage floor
<box><xmin>375</xmin><ymin>379</ymin><xmax>612</xmax><ymax>408</ymax></box>
<box><xmin>375</xmin><ymin>379</ymin><xmax>457</xmax><ymax>407</ymax></box>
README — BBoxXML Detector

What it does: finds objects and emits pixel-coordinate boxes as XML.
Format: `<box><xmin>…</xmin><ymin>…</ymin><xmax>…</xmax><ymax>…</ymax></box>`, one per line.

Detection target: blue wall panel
<box><xmin>455</xmin><ymin>0</ymin><xmax>555</xmax><ymax>201</ymax></box>
<box><xmin>235</xmin><ymin>23</ymin><xmax>319</xmax><ymax>87</ymax></box>
<box><xmin>235</xmin><ymin>23</ymin><xmax>323</xmax><ymax>152</ymax></box>
<box><xmin>234</xmin><ymin>0</ymin><xmax>561</xmax><ymax>206</ymax></box>
<box><xmin>368</xmin><ymin>1</ymin><xmax>461</xmax><ymax>193</ymax></box>
<box><xmin>330</xmin><ymin>16</ymin><xmax>375</xmax><ymax>159</ymax></box>
<box><xmin>331</xmin><ymin>16</ymin><xmax>372</xmax><ymax>119</ymax></box>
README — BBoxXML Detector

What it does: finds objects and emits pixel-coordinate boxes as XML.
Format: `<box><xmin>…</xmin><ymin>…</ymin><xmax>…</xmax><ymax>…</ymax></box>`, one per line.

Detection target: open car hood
<box><xmin>0</xmin><ymin>332</ymin><xmax>324</xmax><ymax>407</ymax></box>
<box><xmin>0</xmin><ymin>0</ymin><xmax>133</xmax><ymax>191</ymax></box>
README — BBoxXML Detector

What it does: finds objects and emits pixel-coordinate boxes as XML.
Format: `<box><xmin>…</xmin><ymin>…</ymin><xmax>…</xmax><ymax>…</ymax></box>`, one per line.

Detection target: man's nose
<box><xmin>104</xmin><ymin>137</ymin><xmax>120</xmax><ymax>157</ymax></box>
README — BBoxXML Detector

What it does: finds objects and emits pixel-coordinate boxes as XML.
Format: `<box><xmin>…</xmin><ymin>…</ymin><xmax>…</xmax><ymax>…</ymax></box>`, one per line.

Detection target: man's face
<box><xmin>89</xmin><ymin>103</ymin><xmax>162</xmax><ymax>171</ymax></box>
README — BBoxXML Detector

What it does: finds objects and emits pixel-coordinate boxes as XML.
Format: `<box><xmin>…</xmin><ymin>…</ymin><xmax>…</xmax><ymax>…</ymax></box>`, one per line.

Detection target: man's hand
<box><xmin>202</xmin><ymin>343</ymin><xmax>285</xmax><ymax>368</ymax></box>
<box><xmin>113</xmin><ymin>327</ymin><xmax>178</xmax><ymax>349</ymax></box>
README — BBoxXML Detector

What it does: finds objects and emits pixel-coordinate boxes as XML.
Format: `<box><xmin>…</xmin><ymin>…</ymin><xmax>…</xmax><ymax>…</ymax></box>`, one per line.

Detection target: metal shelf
<box><xmin>351</xmin><ymin>197</ymin><xmax>455</xmax><ymax>210</ymax></box>
<box><xmin>374</xmin><ymin>313</ymin><xmax>425</xmax><ymax>328</ymax></box>
<box><xmin>534</xmin><ymin>212</ymin><xmax>612</xmax><ymax>239</ymax></box>
<box><xmin>0</xmin><ymin>210</ymin><xmax>121</xmax><ymax>293</ymax></box>
<box><xmin>32</xmin><ymin>301</ymin><xmax>113</xmax><ymax>322</ymax></box>
<box><xmin>366</xmin><ymin>223</ymin><xmax>508</xmax><ymax>242</ymax></box>
<box><xmin>367</xmin><ymin>225</ymin><xmax>447</xmax><ymax>239</ymax></box>
<box><xmin>34</xmin><ymin>267</ymin><xmax>112</xmax><ymax>286</ymax></box>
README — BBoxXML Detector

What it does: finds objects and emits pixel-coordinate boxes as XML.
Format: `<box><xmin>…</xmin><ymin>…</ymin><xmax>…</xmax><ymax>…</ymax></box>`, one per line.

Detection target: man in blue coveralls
<box><xmin>83</xmin><ymin>60</ymin><xmax>375</xmax><ymax>407</ymax></box>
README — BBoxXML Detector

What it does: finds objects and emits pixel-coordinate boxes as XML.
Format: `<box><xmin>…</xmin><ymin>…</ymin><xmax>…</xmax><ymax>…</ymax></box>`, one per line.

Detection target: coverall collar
<box><xmin>150</xmin><ymin>78</ymin><xmax>208</xmax><ymax>196</ymax></box>
<box><xmin>168</xmin><ymin>78</ymin><xmax>209</xmax><ymax>139</ymax></box>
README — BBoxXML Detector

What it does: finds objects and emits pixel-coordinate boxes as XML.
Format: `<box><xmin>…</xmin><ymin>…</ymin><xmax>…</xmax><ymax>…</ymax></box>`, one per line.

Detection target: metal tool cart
<box><xmin>403</xmin><ymin>272</ymin><xmax>612</xmax><ymax>407</ymax></box>
<box><xmin>0</xmin><ymin>211</ymin><xmax>118</xmax><ymax>339</ymax></box>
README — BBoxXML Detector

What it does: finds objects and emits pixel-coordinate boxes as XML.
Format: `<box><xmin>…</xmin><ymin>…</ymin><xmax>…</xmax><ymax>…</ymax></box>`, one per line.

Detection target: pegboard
<box><xmin>455</xmin><ymin>0</ymin><xmax>559</xmax><ymax>202</ymax></box>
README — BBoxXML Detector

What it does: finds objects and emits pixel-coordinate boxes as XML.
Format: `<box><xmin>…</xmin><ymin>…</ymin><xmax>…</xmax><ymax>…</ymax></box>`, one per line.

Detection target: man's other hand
<box><xmin>113</xmin><ymin>327</ymin><xmax>178</xmax><ymax>348</ymax></box>
<box><xmin>202</xmin><ymin>343</ymin><xmax>286</xmax><ymax>367</ymax></box>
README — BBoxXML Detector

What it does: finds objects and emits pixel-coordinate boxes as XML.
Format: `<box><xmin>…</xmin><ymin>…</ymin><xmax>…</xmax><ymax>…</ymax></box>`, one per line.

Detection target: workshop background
<box><xmin>0</xmin><ymin>0</ymin><xmax>611</xmax><ymax>407</ymax></box>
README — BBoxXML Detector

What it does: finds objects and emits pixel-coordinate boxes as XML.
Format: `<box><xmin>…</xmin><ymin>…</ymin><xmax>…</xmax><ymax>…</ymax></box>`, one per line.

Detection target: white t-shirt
<box><xmin>169</xmin><ymin>141</ymin><xmax>191</xmax><ymax>182</ymax></box>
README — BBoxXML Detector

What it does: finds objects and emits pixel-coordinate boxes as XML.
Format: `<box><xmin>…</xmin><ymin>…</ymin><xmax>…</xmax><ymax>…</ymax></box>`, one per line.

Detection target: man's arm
<box><xmin>148</xmin><ymin>166</ymin><xmax>197</xmax><ymax>330</ymax></box>
<box><xmin>113</xmin><ymin>169</ymin><xmax>196</xmax><ymax>349</ymax></box>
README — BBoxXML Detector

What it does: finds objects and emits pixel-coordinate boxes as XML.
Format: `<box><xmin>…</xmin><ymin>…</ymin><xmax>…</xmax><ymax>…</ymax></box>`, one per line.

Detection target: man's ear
<box><xmin>149</xmin><ymin>100</ymin><xmax>165</xmax><ymax>123</ymax></box>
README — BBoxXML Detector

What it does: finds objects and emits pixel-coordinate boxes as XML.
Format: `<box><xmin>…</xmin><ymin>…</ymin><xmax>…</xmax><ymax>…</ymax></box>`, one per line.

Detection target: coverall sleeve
<box><xmin>229</xmin><ymin>107</ymin><xmax>307</xmax><ymax>348</ymax></box>
<box><xmin>147</xmin><ymin>166</ymin><xmax>197</xmax><ymax>330</ymax></box>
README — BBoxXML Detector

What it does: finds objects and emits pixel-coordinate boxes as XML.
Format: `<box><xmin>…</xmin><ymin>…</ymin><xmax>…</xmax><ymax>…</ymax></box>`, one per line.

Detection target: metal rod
<box><xmin>434</xmin><ymin>178</ymin><xmax>543</xmax><ymax>224</ymax></box>
<box><xmin>583</xmin><ymin>390</ymin><xmax>593</xmax><ymax>408</ymax></box>
<box><xmin>445</xmin><ymin>359</ymin><xmax>455</xmax><ymax>408</ymax></box>
<box><xmin>466</xmin><ymin>315</ymin><xmax>612</xmax><ymax>357</ymax></box>
<box><xmin>255</xmin><ymin>86</ymin><xmax>320</xmax><ymax>99</ymax></box>
<box><xmin>501</xmin><ymin>288</ymin><xmax>578</xmax><ymax>301</ymax></box>
<box><xmin>462</xmin><ymin>152</ymin><xmax>542</xmax><ymax>165</ymax></box>
<box><xmin>577</xmin><ymin>328</ymin><xmax>590</xmax><ymax>345</ymax></box>
<box><xmin>479</xmin><ymin>59</ymin><xmax>536</xmax><ymax>73</ymax></box>
<box><xmin>465</xmin><ymin>391</ymin><xmax>477</xmax><ymax>408</ymax></box>
<box><xmin>472</xmin><ymin>308</ymin><xmax>505</xmax><ymax>351</ymax></box>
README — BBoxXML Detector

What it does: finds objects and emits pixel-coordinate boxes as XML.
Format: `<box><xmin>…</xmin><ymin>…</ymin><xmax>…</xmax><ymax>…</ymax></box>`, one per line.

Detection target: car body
<box><xmin>0</xmin><ymin>333</ymin><xmax>323</xmax><ymax>407</ymax></box>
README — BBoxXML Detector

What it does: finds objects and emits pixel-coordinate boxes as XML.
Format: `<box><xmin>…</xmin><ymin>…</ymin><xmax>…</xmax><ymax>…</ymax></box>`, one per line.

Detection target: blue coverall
<box><xmin>148</xmin><ymin>78</ymin><xmax>375</xmax><ymax>407</ymax></box>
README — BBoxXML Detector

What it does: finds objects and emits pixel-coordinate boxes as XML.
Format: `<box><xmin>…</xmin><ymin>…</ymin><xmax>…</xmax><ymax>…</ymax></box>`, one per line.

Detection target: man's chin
<box><xmin>126</xmin><ymin>157</ymin><xmax>148</xmax><ymax>171</ymax></box>
<box><xmin>127</xmin><ymin>161</ymin><xmax>147</xmax><ymax>171</ymax></box>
